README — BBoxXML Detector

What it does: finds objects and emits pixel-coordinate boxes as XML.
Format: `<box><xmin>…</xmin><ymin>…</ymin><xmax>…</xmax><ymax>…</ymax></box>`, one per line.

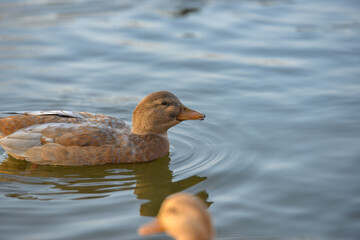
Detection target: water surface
<box><xmin>0</xmin><ymin>0</ymin><xmax>359</xmax><ymax>239</ymax></box>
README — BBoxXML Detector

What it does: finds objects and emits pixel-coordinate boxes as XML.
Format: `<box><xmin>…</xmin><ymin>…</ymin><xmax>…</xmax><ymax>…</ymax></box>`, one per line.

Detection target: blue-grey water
<box><xmin>0</xmin><ymin>0</ymin><xmax>359</xmax><ymax>239</ymax></box>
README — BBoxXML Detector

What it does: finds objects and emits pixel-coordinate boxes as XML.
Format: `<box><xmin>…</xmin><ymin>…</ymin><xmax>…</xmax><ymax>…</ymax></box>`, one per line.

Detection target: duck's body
<box><xmin>139</xmin><ymin>192</ymin><xmax>215</xmax><ymax>240</ymax></box>
<box><xmin>0</xmin><ymin>91</ymin><xmax>205</xmax><ymax>165</ymax></box>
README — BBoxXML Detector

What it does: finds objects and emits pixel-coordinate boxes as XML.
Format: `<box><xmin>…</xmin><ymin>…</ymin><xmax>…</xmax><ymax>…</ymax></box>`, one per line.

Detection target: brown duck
<box><xmin>0</xmin><ymin>91</ymin><xmax>205</xmax><ymax>166</ymax></box>
<box><xmin>138</xmin><ymin>192</ymin><xmax>215</xmax><ymax>240</ymax></box>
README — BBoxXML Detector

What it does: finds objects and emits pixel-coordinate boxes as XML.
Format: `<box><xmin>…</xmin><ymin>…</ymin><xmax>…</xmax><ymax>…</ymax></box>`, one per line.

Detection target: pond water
<box><xmin>0</xmin><ymin>0</ymin><xmax>359</xmax><ymax>239</ymax></box>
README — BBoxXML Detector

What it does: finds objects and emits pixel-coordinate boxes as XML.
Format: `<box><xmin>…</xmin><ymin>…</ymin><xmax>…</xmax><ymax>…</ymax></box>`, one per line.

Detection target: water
<box><xmin>0</xmin><ymin>0</ymin><xmax>359</xmax><ymax>239</ymax></box>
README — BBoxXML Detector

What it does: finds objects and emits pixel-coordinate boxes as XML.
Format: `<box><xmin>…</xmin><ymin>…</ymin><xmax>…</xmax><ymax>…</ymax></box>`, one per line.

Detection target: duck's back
<box><xmin>0</xmin><ymin>111</ymin><xmax>126</xmax><ymax>137</ymax></box>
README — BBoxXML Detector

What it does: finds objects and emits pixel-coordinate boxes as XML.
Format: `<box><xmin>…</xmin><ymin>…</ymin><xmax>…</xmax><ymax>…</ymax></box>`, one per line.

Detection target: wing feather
<box><xmin>0</xmin><ymin>122</ymin><xmax>125</xmax><ymax>159</ymax></box>
<box><xmin>0</xmin><ymin>128</ymin><xmax>42</xmax><ymax>157</ymax></box>
<box><xmin>0</xmin><ymin>111</ymin><xmax>85</xmax><ymax>118</ymax></box>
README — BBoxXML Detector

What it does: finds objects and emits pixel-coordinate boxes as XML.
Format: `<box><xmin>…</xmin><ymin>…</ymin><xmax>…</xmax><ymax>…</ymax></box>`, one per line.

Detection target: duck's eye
<box><xmin>167</xmin><ymin>207</ymin><xmax>178</xmax><ymax>214</ymax></box>
<box><xmin>161</xmin><ymin>101</ymin><xmax>169</xmax><ymax>106</ymax></box>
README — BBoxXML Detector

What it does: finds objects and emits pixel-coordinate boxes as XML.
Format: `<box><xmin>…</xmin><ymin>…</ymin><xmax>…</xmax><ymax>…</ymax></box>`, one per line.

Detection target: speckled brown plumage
<box><xmin>25</xmin><ymin>133</ymin><xmax>169</xmax><ymax>165</ymax></box>
<box><xmin>0</xmin><ymin>91</ymin><xmax>205</xmax><ymax>166</ymax></box>
<box><xmin>0</xmin><ymin>112</ymin><xmax>125</xmax><ymax>137</ymax></box>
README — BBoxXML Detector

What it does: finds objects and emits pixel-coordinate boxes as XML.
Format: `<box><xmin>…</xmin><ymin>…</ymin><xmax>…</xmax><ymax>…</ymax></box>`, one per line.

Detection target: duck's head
<box><xmin>138</xmin><ymin>193</ymin><xmax>214</xmax><ymax>240</ymax></box>
<box><xmin>132</xmin><ymin>91</ymin><xmax>205</xmax><ymax>135</ymax></box>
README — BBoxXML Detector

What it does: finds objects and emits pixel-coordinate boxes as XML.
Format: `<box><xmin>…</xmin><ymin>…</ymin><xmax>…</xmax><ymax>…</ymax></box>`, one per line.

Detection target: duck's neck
<box><xmin>131</xmin><ymin>119</ymin><xmax>166</xmax><ymax>135</ymax></box>
<box><xmin>131</xmin><ymin>128</ymin><xmax>168</xmax><ymax>139</ymax></box>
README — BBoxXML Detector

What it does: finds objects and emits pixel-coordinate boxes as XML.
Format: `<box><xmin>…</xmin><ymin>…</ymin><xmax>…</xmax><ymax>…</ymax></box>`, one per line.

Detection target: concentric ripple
<box><xmin>168</xmin><ymin>120</ymin><xmax>258</xmax><ymax>191</ymax></box>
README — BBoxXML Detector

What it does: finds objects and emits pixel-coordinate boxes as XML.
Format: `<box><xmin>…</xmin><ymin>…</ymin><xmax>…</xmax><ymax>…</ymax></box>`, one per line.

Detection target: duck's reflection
<box><xmin>122</xmin><ymin>155</ymin><xmax>210</xmax><ymax>216</ymax></box>
<box><xmin>0</xmin><ymin>154</ymin><xmax>211</xmax><ymax>216</ymax></box>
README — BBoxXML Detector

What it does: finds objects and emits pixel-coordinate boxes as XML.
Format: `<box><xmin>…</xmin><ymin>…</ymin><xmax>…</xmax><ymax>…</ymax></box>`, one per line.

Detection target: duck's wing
<box><xmin>0</xmin><ymin>111</ymin><xmax>127</xmax><ymax>137</ymax></box>
<box><xmin>0</xmin><ymin>122</ymin><xmax>131</xmax><ymax>165</ymax></box>
<box><xmin>0</xmin><ymin>111</ymin><xmax>84</xmax><ymax>118</ymax></box>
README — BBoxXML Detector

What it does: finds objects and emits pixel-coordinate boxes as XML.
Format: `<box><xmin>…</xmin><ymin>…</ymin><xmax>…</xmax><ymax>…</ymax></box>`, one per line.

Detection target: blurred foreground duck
<box><xmin>138</xmin><ymin>192</ymin><xmax>214</xmax><ymax>240</ymax></box>
<box><xmin>0</xmin><ymin>91</ymin><xmax>205</xmax><ymax>165</ymax></box>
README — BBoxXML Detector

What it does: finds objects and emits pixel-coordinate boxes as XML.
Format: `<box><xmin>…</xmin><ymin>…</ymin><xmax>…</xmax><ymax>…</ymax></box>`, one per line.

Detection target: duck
<box><xmin>0</xmin><ymin>91</ymin><xmax>205</xmax><ymax>166</ymax></box>
<box><xmin>138</xmin><ymin>192</ymin><xmax>215</xmax><ymax>240</ymax></box>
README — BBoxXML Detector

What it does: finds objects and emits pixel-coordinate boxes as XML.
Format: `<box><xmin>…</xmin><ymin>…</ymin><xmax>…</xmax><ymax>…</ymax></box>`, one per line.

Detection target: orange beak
<box><xmin>138</xmin><ymin>218</ymin><xmax>165</xmax><ymax>236</ymax></box>
<box><xmin>177</xmin><ymin>105</ymin><xmax>205</xmax><ymax>121</ymax></box>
